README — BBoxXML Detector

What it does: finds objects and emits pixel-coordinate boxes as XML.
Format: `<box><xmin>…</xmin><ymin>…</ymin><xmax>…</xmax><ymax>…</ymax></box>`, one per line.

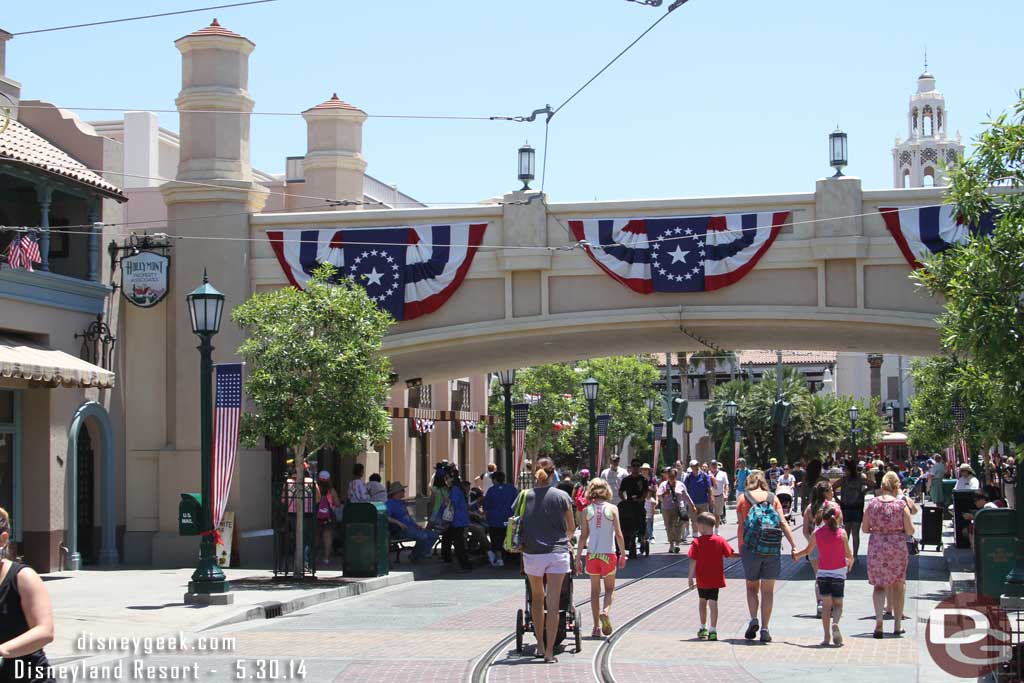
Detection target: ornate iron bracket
<box><xmin>75</xmin><ymin>314</ymin><xmax>116</xmax><ymax>370</ymax></box>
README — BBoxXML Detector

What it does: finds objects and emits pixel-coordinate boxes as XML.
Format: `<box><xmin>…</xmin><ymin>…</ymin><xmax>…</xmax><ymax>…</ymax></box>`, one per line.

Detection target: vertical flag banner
<box><xmin>4</xmin><ymin>230</ymin><xmax>42</xmax><ymax>271</ymax></box>
<box><xmin>512</xmin><ymin>403</ymin><xmax>529</xmax><ymax>484</ymax></box>
<box><xmin>946</xmin><ymin>446</ymin><xmax>956</xmax><ymax>470</ymax></box>
<box><xmin>212</xmin><ymin>363</ymin><xmax>243</xmax><ymax>542</ymax></box>
<box><xmin>652</xmin><ymin>422</ymin><xmax>664</xmax><ymax>469</ymax></box>
<box><xmin>596</xmin><ymin>413</ymin><xmax>611</xmax><ymax>473</ymax></box>
<box><xmin>734</xmin><ymin>434</ymin><xmax>742</xmax><ymax>475</ymax></box>
<box><xmin>960</xmin><ymin>439</ymin><xmax>970</xmax><ymax>466</ymax></box>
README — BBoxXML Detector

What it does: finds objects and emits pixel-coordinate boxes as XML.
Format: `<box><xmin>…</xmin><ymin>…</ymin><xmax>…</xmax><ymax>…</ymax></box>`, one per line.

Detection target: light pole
<box><xmin>583</xmin><ymin>377</ymin><xmax>599</xmax><ymax>473</ymax></box>
<box><xmin>185</xmin><ymin>272</ymin><xmax>228</xmax><ymax>595</ymax></box>
<box><xmin>498</xmin><ymin>369</ymin><xmax>516</xmax><ymax>477</ymax></box>
<box><xmin>848</xmin><ymin>404</ymin><xmax>860</xmax><ymax>463</ymax></box>
<box><xmin>645</xmin><ymin>396</ymin><xmax>656</xmax><ymax>466</ymax></box>
<box><xmin>725</xmin><ymin>400</ymin><xmax>738</xmax><ymax>497</ymax></box>
<box><xmin>772</xmin><ymin>351</ymin><xmax>790</xmax><ymax>467</ymax></box>
<box><xmin>829</xmin><ymin>127</ymin><xmax>848</xmax><ymax>178</ymax></box>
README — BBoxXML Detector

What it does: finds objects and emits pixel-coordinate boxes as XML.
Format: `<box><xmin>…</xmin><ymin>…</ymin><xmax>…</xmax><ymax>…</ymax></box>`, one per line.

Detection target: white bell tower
<box><xmin>892</xmin><ymin>62</ymin><xmax>964</xmax><ymax>188</ymax></box>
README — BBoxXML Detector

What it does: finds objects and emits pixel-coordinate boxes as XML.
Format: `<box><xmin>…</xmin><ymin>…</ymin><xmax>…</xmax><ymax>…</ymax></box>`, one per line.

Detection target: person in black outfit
<box><xmin>0</xmin><ymin>507</ymin><xmax>55</xmax><ymax>683</ymax></box>
<box><xmin>618</xmin><ymin>459</ymin><xmax>650</xmax><ymax>558</ymax></box>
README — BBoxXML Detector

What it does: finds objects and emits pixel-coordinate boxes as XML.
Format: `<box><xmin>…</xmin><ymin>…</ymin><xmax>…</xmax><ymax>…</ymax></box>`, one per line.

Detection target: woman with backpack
<box><xmin>736</xmin><ymin>470</ymin><xmax>798</xmax><ymax>643</ymax></box>
<box><xmin>835</xmin><ymin>460</ymin><xmax>868</xmax><ymax>564</ymax></box>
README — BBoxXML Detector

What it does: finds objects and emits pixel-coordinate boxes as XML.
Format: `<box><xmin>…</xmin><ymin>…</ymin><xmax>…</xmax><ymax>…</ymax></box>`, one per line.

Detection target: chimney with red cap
<box><xmin>301</xmin><ymin>93</ymin><xmax>367</xmax><ymax>209</ymax></box>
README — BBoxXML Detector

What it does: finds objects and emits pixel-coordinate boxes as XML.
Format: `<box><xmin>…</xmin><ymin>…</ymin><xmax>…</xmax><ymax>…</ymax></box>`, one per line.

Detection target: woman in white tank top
<box><xmin>574</xmin><ymin>478</ymin><xmax>626</xmax><ymax>638</ymax></box>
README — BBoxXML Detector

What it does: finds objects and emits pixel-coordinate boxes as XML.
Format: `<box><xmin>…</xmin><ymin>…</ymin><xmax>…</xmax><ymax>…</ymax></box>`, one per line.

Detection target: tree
<box><xmin>912</xmin><ymin>92</ymin><xmax>1024</xmax><ymax>446</ymax></box>
<box><xmin>233</xmin><ymin>265</ymin><xmax>393</xmax><ymax>574</ymax></box>
<box><xmin>688</xmin><ymin>350</ymin><xmax>738</xmax><ymax>399</ymax></box>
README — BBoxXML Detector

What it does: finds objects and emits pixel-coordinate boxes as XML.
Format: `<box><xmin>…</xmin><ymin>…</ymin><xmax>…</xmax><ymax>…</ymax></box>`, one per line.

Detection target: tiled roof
<box><xmin>180</xmin><ymin>18</ymin><xmax>247</xmax><ymax>40</ymax></box>
<box><xmin>304</xmin><ymin>93</ymin><xmax>363</xmax><ymax>113</ymax></box>
<box><xmin>655</xmin><ymin>350</ymin><xmax>836</xmax><ymax>366</ymax></box>
<box><xmin>0</xmin><ymin>119</ymin><xmax>127</xmax><ymax>200</ymax></box>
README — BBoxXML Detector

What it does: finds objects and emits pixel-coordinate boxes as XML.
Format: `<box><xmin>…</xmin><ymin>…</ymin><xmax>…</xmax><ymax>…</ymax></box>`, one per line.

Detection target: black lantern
<box><xmin>725</xmin><ymin>400</ymin><xmax>738</xmax><ymax>419</ymax></box>
<box><xmin>848</xmin><ymin>404</ymin><xmax>859</xmax><ymax>423</ymax></box>
<box><xmin>518</xmin><ymin>141</ymin><xmax>536</xmax><ymax>190</ymax></box>
<box><xmin>829</xmin><ymin>127</ymin><xmax>848</xmax><ymax>177</ymax></box>
<box><xmin>186</xmin><ymin>271</ymin><xmax>225</xmax><ymax>336</ymax></box>
<box><xmin>582</xmin><ymin>377</ymin><xmax>599</xmax><ymax>402</ymax></box>
<box><xmin>498</xmin><ymin>368</ymin><xmax>517</xmax><ymax>388</ymax></box>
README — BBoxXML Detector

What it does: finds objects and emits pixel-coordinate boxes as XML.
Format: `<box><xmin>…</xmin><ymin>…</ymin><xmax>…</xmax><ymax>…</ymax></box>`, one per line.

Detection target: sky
<box><xmin>5</xmin><ymin>0</ymin><xmax>1021</xmax><ymax>206</ymax></box>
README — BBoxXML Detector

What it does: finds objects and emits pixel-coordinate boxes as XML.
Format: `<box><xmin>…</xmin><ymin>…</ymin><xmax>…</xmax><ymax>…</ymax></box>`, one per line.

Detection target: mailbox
<box><xmin>179</xmin><ymin>493</ymin><xmax>202</xmax><ymax>536</ymax></box>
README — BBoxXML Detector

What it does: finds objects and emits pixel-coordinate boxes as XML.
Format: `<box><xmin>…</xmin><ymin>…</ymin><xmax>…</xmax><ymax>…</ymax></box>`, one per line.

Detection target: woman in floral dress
<box><xmin>862</xmin><ymin>471</ymin><xmax>915</xmax><ymax>638</ymax></box>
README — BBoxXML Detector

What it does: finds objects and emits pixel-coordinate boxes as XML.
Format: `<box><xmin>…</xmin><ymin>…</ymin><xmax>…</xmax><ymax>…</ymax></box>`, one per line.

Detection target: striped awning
<box><xmin>0</xmin><ymin>334</ymin><xmax>115</xmax><ymax>388</ymax></box>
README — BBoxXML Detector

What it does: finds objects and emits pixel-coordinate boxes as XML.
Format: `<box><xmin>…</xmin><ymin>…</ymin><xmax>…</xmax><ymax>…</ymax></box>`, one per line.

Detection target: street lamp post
<box><xmin>498</xmin><ymin>369</ymin><xmax>516</xmax><ymax>477</ymax></box>
<box><xmin>185</xmin><ymin>272</ymin><xmax>228</xmax><ymax>595</ymax></box>
<box><xmin>848</xmin><ymin>404</ymin><xmax>860</xmax><ymax>463</ymax></box>
<box><xmin>583</xmin><ymin>377</ymin><xmax>599</xmax><ymax>473</ymax></box>
<box><xmin>645</xmin><ymin>396</ymin><xmax>656</xmax><ymax>466</ymax></box>
<box><xmin>725</xmin><ymin>400</ymin><xmax>738</xmax><ymax>499</ymax></box>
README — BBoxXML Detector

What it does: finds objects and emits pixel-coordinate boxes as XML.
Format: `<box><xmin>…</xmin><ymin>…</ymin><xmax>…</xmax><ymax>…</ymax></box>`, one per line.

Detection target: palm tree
<box><xmin>688</xmin><ymin>350</ymin><xmax>738</xmax><ymax>399</ymax></box>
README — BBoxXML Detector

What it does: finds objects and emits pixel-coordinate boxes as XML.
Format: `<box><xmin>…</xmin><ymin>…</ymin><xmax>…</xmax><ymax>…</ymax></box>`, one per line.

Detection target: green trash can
<box><xmin>343</xmin><ymin>502</ymin><xmax>390</xmax><ymax>578</ymax></box>
<box><xmin>974</xmin><ymin>508</ymin><xmax>1017</xmax><ymax>600</ymax></box>
<box><xmin>952</xmin><ymin>488</ymin><xmax>978</xmax><ymax>549</ymax></box>
<box><xmin>941</xmin><ymin>478</ymin><xmax>956</xmax><ymax>512</ymax></box>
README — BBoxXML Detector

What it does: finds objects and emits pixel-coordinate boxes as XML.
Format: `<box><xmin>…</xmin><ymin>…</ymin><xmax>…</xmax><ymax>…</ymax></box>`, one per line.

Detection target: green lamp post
<box><xmin>498</xmin><ymin>369</ymin><xmax>516</xmax><ymax>479</ymax></box>
<box><xmin>186</xmin><ymin>271</ymin><xmax>228</xmax><ymax>595</ymax></box>
<box><xmin>848</xmin><ymin>404</ymin><xmax>860</xmax><ymax>462</ymax></box>
<box><xmin>583</xmin><ymin>377</ymin><xmax>599</xmax><ymax>472</ymax></box>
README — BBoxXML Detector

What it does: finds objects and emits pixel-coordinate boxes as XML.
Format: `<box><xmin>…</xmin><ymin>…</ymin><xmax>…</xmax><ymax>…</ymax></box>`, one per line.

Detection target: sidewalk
<box><xmin>41</xmin><ymin>565</ymin><xmax>416</xmax><ymax>662</ymax></box>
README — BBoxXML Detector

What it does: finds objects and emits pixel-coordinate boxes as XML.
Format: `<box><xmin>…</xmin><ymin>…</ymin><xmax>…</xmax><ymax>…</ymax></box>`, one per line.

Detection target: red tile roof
<box><xmin>180</xmin><ymin>18</ymin><xmax>248</xmax><ymax>41</ymax></box>
<box><xmin>305</xmin><ymin>93</ymin><xmax>364</xmax><ymax>113</ymax></box>
<box><xmin>0</xmin><ymin>119</ymin><xmax>127</xmax><ymax>200</ymax></box>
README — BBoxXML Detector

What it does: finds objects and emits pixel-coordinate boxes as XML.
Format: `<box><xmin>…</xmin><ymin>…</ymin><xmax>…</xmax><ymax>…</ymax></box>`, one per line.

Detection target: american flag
<box><xmin>512</xmin><ymin>403</ymin><xmax>529</xmax><ymax>484</ymax></box>
<box><xmin>596</xmin><ymin>414</ymin><xmax>611</xmax><ymax>472</ymax></box>
<box><xmin>960</xmin><ymin>439</ymin><xmax>970</xmax><ymax>466</ymax></box>
<box><xmin>652</xmin><ymin>422</ymin><xmax>664</xmax><ymax>469</ymax></box>
<box><xmin>212</xmin><ymin>363</ymin><xmax>243</xmax><ymax>534</ymax></box>
<box><xmin>4</xmin><ymin>231</ymin><xmax>42</xmax><ymax>271</ymax></box>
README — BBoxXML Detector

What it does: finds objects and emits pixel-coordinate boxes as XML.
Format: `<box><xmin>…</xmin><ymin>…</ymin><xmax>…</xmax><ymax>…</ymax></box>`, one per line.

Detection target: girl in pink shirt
<box><xmin>793</xmin><ymin>506</ymin><xmax>854</xmax><ymax>647</ymax></box>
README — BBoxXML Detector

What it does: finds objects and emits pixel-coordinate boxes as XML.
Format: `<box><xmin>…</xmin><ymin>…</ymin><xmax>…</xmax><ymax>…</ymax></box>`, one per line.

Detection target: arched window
<box><xmin>923</xmin><ymin>105</ymin><xmax>934</xmax><ymax>136</ymax></box>
<box><xmin>903</xmin><ymin>170</ymin><xmax>911</xmax><ymax>188</ymax></box>
<box><xmin>923</xmin><ymin>168</ymin><xmax>935</xmax><ymax>187</ymax></box>
<box><xmin>912</xmin><ymin>108</ymin><xmax>919</xmax><ymax>133</ymax></box>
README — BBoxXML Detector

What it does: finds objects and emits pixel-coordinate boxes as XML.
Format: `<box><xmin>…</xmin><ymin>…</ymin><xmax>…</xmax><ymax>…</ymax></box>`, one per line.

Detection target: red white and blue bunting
<box><xmin>879</xmin><ymin>205</ymin><xmax>996</xmax><ymax>269</ymax></box>
<box><xmin>568</xmin><ymin>211</ymin><xmax>790</xmax><ymax>293</ymax></box>
<box><xmin>266</xmin><ymin>223</ymin><xmax>488</xmax><ymax>320</ymax></box>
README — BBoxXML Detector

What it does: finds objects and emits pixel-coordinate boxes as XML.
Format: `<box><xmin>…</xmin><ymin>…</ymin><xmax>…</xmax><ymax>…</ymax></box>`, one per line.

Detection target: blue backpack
<box><xmin>743</xmin><ymin>492</ymin><xmax>783</xmax><ymax>555</ymax></box>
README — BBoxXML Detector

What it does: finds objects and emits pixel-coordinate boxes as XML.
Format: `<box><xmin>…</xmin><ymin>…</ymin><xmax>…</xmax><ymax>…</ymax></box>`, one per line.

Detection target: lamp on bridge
<box><xmin>583</xmin><ymin>377</ymin><xmax>599</xmax><ymax>472</ymax></box>
<box><xmin>829</xmin><ymin>127</ymin><xmax>848</xmax><ymax>178</ymax></box>
<box><xmin>518</xmin><ymin>142</ymin><xmax>536</xmax><ymax>190</ymax></box>
<box><xmin>498</xmin><ymin>369</ymin><xmax>517</xmax><ymax>478</ymax></box>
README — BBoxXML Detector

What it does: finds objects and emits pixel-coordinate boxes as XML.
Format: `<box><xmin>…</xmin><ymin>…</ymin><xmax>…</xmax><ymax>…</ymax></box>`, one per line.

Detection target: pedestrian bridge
<box><xmin>250</xmin><ymin>177</ymin><xmax>945</xmax><ymax>382</ymax></box>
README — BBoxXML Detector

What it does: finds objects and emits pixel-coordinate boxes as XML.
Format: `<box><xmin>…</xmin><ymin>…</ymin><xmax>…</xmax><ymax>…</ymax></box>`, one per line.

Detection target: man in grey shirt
<box><xmin>521</xmin><ymin>457</ymin><xmax>575</xmax><ymax>663</ymax></box>
<box><xmin>601</xmin><ymin>454</ymin><xmax>624</xmax><ymax>503</ymax></box>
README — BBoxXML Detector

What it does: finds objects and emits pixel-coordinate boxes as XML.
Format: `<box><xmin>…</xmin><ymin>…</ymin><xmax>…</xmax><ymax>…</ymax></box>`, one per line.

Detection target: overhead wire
<box><xmin>11</xmin><ymin>0</ymin><xmax>279</xmax><ymax>36</ymax></box>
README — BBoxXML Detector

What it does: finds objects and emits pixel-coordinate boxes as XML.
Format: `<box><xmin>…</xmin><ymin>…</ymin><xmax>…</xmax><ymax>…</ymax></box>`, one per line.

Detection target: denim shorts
<box><xmin>741</xmin><ymin>549</ymin><xmax>781</xmax><ymax>581</ymax></box>
<box><xmin>817</xmin><ymin>576</ymin><xmax>845</xmax><ymax>598</ymax></box>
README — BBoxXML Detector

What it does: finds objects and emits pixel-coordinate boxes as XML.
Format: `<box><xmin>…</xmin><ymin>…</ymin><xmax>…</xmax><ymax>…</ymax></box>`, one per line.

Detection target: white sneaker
<box><xmin>832</xmin><ymin>623</ymin><xmax>843</xmax><ymax>646</ymax></box>
<box><xmin>487</xmin><ymin>550</ymin><xmax>496</xmax><ymax>566</ymax></box>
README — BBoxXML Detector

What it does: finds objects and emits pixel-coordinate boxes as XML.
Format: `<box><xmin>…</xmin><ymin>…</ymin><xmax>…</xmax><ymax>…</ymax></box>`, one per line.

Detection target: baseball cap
<box><xmin>689</xmin><ymin>459</ymin><xmax>699</xmax><ymax>467</ymax></box>
<box><xmin>610</xmin><ymin>454</ymin><xmax>621</xmax><ymax>462</ymax></box>
<box><xmin>317</xmin><ymin>470</ymin><xmax>331</xmax><ymax>481</ymax></box>
<box><xmin>641</xmin><ymin>463</ymin><xmax>651</xmax><ymax>469</ymax></box>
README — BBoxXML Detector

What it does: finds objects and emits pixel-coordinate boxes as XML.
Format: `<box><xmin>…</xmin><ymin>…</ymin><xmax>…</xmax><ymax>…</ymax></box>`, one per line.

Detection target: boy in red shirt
<box><xmin>688</xmin><ymin>512</ymin><xmax>735</xmax><ymax>640</ymax></box>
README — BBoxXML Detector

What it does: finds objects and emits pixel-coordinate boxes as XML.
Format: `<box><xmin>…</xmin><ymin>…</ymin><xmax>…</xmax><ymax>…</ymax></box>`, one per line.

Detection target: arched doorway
<box><xmin>66</xmin><ymin>402</ymin><xmax>117</xmax><ymax>569</ymax></box>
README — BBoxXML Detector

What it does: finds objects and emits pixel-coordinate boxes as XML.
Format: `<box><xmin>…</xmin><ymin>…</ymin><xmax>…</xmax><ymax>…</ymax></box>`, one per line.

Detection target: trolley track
<box><xmin>469</xmin><ymin>530</ymin><xmax>740</xmax><ymax>683</ymax></box>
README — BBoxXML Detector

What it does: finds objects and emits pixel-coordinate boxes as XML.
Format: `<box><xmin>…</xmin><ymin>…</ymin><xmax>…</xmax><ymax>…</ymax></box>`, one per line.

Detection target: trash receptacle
<box><xmin>941</xmin><ymin>479</ymin><xmax>956</xmax><ymax>511</ymax></box>
<box><xmin>921</xmin><ymin>502</ymin><xmax>943</xmax><ymax>551</ymax></box>
<box><xmin>952</xmin><ymin>488</ymin><xmax>978</xmax><ymax>549</ymax></box>
<box><xmin>343</xmin><ymin>502</ymin><xmax>389</xmax><ymax>578</ymax></box>
<box><xmin>974</xmin><ymin>508</ymin><xmax>1017</xmax><ymax>600</ymax></box>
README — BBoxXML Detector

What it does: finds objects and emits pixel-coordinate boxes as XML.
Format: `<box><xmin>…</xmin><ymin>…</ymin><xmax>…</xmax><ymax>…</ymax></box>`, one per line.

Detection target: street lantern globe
<box><xmin>829</xmin><ymin>127</ymin><xmax>848</xmax><ymax>177</ymax></box>
<box><xmin>518</xmin><ymin>141</ymin><xmax>536</xmax><ymax>190</ymax></box>
<box><xmin>822</xmin><ymin>368</ymin><xmax>833</xmax><ymax>386</ymax></box>
<box><xmin>848</xmin><ymin>404</ymin><xmax>860</xmax><ymax>423</ymax></box>
<box><xmin>644</xmin><ymin>396</ymin><xmax>656</xmax><ymax>412</ymax></box>
<box><xmin>497</xmin><ymin>368</ymin><xmax>516</xmax><ymax>387</ymax></box>
<box><xmin>885</xmin><ymin>404</ymin><xmax>895</xmax><ymax>420</ymax></box>
<box><xmin>582</xmin><ymin>377</ymin><xmax>599</xmax><ymax>402</ymax></box>
<box><xmin>725</xmin><ymin>400</ymin><xmax>738</xmax><ymax>419</ymax></box>
<box><xmin>186</xmin><ymin>271</ymin><xmax>225</xmax><ymax>336</ymax></box>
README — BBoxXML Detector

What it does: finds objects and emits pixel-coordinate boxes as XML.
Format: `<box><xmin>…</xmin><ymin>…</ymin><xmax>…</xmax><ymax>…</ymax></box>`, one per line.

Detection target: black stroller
<box><xmin>515</xmin><ymin>574</ymin><xmax>583</xmax><ymax>654</ymax></box>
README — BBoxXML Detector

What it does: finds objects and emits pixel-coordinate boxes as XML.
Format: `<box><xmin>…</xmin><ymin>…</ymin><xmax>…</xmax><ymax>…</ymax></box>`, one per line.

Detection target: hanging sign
<box><xmin>121</xmin><ymin>251</ymin><xmax>169</xmax><ymax>308</ymax></box>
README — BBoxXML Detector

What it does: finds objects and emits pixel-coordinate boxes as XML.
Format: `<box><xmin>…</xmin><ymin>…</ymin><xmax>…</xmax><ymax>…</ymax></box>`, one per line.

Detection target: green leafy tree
<box><xmin>912</xmin><ymin>92</ymin><xmax>1024</xmax><ymax>447</ymax></box>
<box><xmin>688</xmin><ymin>350</ymin><xmax>738</xmax><ymax>399</ymax></box>
<box><xmin>233</xmin><ymin>265</ymin><xmax>393</xmax><ymax>573</ymax></box>
<box><xmin>908</xmin><ymin>355</ymin><xmax>1005</xmax><ymax>454</ymax></box>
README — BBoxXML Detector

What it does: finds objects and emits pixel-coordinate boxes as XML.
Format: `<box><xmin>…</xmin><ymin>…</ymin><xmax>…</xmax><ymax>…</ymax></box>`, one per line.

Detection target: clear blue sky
<box><xmin>6</xmin><ymin>1</ymin><xmax>1021</xmax><ymax>205</ymax></box>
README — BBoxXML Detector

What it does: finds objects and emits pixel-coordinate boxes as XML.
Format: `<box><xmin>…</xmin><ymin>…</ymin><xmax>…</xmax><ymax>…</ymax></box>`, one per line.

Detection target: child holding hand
<box><xmin>793</xmin><ymin>505</ymin><xmax>854</xmax><ymax>646</ymax></box>
<box><xmin>688</xmin><ymin>512</ymin><xmax>735</xmax><ymax>641</ymax></box>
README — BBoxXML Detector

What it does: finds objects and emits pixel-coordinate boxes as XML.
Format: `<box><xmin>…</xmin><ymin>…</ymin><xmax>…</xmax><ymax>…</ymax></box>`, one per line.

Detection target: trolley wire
<box><xmin>12</xmin><ymin>0</ymin><xmax>278</xmax><ymax>36</ymax></box>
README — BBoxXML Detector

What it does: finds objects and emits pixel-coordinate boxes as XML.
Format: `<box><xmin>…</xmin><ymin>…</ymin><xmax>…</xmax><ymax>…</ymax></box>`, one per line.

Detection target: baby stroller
<box><xmin>515</xmin><ymin>574</ymin><xmax>582</xmax><ymax>655</ymax></box>
<box><xmin>775</xmin><ymin>485</ymin><xmax>796</xmax><ymax>525</ymax></box>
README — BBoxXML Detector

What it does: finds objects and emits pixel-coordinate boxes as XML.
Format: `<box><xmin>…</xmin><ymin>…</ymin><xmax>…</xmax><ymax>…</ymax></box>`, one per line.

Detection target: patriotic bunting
<box><xmin>596</xmin><ymin>413</ymin><xmax>611</xmax><ymax>472</ymax></box>
<box><xmin>568</xmin><ymin>211</ymin><xmax>790</xmax><ymax>293</ymax></box>
<box><xmin>512</xmin><ymin>403</ymin><xmax>529</xmax><ymax>482</ymax></box>
<box><xmin>879</xmin><ymin>205</ymin><xmax>996</xmax><ymax>269</ymax></box>
<box><xmin>414</xmin><ymin>418</ymin><xmax>436</xmax><ymax>435</ymax></box>
<box><xmin>266</xmin><ymin>223</ymin><xmax>487</xmax><ymax>320</ymax></box>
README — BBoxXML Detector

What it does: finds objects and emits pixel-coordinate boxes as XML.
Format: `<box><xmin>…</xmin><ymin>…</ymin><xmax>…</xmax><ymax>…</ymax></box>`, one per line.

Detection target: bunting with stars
<box><xmin>266</xmin><ymin>223</ymin><xmax>488</xmax><ymax>321</ymax></box>
<box><xmin>568</xmin><ymin>211</ymin><xmax>790</xmax><ymax>293</ymax></box>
